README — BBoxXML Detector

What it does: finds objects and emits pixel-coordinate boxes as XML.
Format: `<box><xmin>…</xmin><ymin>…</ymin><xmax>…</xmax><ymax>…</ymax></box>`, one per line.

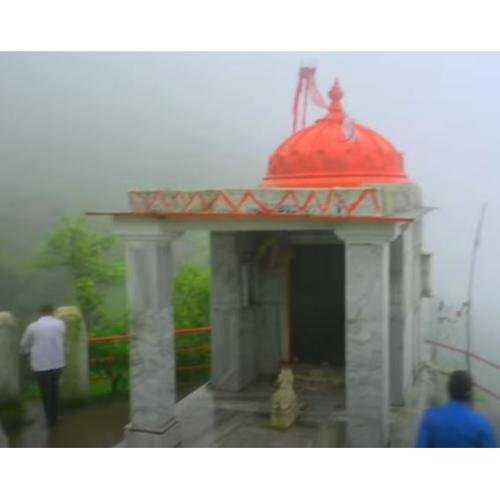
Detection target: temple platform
<box><xmin>177</xmin><ymin>365</ymin><xmax>346</xmax><ymax>448</ymax></box>
<box><xmin>174</xmin><ymin>364</ymin><xmax>433</xmax><ymax>448</ymax></box>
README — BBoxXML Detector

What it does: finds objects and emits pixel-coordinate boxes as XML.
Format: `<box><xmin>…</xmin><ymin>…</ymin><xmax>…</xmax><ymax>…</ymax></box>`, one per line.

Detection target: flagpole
<box><xmin>302</xmin><ymin>77</ymin><xmax>308</xmax><ymax>130</ymax></box>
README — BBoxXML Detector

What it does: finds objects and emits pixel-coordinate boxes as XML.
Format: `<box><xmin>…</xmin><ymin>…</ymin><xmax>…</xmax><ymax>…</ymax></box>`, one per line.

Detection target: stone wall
<box><xmin>0</xmin><ymin>312</ymin><xmax>20</xmax><ymax>403</ymax></box>
<box><xmin>256</xmin><ymin>234</ymin><xmax>289</xmax><ymax>375</ymax></box>
<box><xmin>0</xmin><ymin>421</ymin><xmax>7</xmax><ymax>447</ymax></box>
<box><xmin>255</xmin><ymin>243</ymin><xmax>288</xmax><ymax>376</ymax></box>
<box><xmin>56</xmin><ymin>307</ymin><xmax>89</xmax><ymax>401</ymax></box>
<box><xmin>210</xmin><ymin>232</ymin><xmax>260</xmax><ymax>390</ymax></box>
<box><xmin>211</xmin><ymin>231</ymin><xmax>292</xmax><ymax>389</ymax></box>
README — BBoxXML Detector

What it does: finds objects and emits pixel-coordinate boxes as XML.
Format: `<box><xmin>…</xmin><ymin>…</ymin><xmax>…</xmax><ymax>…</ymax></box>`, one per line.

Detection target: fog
<box><xmin>1</xmin><ymin>52</ymin><xmax>500</xmax><ymax>409</ymax></box>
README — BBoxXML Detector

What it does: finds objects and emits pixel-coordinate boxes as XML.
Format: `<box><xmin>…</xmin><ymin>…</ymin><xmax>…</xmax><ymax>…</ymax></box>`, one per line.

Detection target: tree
<box><xmin>36</xmin><ymin>216</ymin><xmax>123</xmax><ymax>331</ymax></box>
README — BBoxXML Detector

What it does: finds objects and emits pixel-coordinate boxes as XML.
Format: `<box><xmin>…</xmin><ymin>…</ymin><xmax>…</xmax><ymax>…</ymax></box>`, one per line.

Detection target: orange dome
<box><xmin>262</xmin><ymin>80</ymin><xmax>410</xmax><ymax>188</ymax></box>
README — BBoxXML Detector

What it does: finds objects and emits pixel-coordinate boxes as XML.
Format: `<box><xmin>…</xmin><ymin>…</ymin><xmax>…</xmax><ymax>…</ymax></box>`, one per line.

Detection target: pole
<box><xmin>302</xmin><ymin>76</ymin><xmax>308</xmax><ymax>130</ymax></box>
<box><xmin>465</xmin><ymin>203</ymin><xmax>487</xmax><ymax>374</ymax></box>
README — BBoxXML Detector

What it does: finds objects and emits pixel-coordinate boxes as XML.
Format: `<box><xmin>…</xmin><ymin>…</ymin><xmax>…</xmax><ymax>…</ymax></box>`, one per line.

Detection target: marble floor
<box><xmin>176</xmin><ymin>365</ymin><xmax>347</xmax><ymax>448</ymax></box>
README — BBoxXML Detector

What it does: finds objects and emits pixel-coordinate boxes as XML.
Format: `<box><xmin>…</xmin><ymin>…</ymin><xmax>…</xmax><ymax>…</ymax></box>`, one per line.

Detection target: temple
<box><xmin>92</xmin><ymin>77</ymin><xmax>432</xmax><ymax>447</ymax></box>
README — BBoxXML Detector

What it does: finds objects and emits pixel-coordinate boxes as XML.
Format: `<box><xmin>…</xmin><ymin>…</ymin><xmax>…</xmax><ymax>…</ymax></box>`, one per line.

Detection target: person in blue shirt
<box><xmin>416</xmin><ymin>370</ymin><xmax>497</xmax><ymax>447</ymax></box>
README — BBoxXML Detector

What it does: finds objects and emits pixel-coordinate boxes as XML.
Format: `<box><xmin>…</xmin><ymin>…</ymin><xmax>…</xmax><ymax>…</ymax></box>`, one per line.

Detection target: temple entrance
<box><xmin>290</xmin><ymin>244</ymin><xmax>345</xmax><ymax>365</ymax></box>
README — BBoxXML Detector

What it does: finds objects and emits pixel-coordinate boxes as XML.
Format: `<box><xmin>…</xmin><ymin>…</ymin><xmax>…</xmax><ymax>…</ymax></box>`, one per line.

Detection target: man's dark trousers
<box><xmin>34</xmin><ymin>368</ymin><xmax>62</xmax><ymax>427</ymax></box>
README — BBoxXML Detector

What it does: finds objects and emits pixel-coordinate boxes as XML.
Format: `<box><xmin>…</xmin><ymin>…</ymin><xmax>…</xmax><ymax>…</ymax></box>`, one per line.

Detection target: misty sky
<box><xmin>1</xmin><ymin>51</ymin><xmax>500</xmax><ymax>354</ymax></box>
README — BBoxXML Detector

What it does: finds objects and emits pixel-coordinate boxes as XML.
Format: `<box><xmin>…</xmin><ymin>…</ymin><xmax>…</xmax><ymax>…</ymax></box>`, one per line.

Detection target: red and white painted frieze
<box><xmin>128</xmin><ymin>185</ymin><xmax>421</xmax><ymax>220</ymax></box>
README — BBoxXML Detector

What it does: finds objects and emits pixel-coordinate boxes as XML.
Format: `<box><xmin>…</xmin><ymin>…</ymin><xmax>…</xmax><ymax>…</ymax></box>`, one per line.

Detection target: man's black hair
<box><xmin>39</xmin><ymin>304</ymin><xmax>54</xmax><ymax>316</ymax></box>
<box><xmin>448</xmin><ymin>370</ymin><xmax>473</xmax><ymax>402</ymax></box>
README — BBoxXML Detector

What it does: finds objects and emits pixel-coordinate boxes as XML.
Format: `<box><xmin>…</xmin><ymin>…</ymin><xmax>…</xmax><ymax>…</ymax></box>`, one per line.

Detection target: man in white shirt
<box><xmin>20</xmin><ymin>304</ymin><xmax>66</xmax><ymax>427</ymax></box>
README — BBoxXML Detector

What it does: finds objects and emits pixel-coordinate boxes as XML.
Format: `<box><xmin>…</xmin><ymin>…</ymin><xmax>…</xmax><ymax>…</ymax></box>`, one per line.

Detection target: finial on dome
<box><xmin>329</xmin><ymin>78</ymin><xmax>343</xmax><ymax>102</ymax></box>
<box><xmin>327</xmin><ymin>78</ymin><xmax>345</xmax><ymax>118</ymax></box>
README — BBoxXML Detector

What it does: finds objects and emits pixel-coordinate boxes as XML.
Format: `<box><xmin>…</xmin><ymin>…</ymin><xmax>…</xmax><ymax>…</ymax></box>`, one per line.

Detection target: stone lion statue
<box><xmin>271</xmin><ymin>367</ymin><xmax>299</xmax><ymax>428</ymax></box>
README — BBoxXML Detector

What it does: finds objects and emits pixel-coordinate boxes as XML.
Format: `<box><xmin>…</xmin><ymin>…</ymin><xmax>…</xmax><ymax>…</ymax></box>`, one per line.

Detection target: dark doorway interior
<box><xmin>290</xmin><ymin>244</ymin><xmax>345</xmax><ymax>365</ymax></box>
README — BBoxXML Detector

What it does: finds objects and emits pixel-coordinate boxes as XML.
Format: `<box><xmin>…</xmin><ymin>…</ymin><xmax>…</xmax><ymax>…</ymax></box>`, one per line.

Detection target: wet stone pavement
<box><xmin>6</xmin><ymin>381</ymin><xmax>203</xmax><ymax>448</ymax></box>
<box><xmin>8</xmin><ymin>398</ymin><xmax>130</xmax><ymax>448</ymax></box>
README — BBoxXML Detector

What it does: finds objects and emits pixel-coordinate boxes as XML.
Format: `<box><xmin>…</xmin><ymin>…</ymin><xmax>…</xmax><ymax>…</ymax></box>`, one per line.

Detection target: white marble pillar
<box><xmin>411</xmin><ymin>221</ymin><xmax>423</xmax><ymax>378</ymax></box>
<box><xmin>389</xmin><ymin>226</ymin><xmax>412</xmax><ymax>406</ymax></box>
<box><xmin>211</xmin><ymin>232</ymin><xmax>242</xmax><ymax>391</ymax></box>
<box><xmin>0</xmin><ymin>312</ymin><xmax>20</xmax><ymax>403</ymax></box>
<box><xmin>115</xmin><ymin>218</ymin><xmax>182</xmax><ymax>447</ymax></box>
<box><xmin>336</xmin><ymin>224</ymin><xmax>399</xmax><ymax>448</ymax></box>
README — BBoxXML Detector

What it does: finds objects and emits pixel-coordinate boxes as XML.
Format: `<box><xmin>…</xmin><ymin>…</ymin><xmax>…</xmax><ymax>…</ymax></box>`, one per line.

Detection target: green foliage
<box><xmin>89</xmin><ymin>341</ymin><xmax>129</xmax><ymax>395</ymax></box>
<box><xmin>173</xmin><ymin>263</ymin><xmax>211</xmax><ymax>329</ymax></box>
<box><xmin>173</xmin><ymin>263</ymin><xmax>211</xmax><ymax>386</ymax></box>
<box><xmin>74</xmin><ymin>278</ymin><xmax>105</xmax><ymax>326</ymax></box>
<box><xmin>36</xmin><ymin>216</ymin><xmax>124</xmax><ymax>330</ymax></box>
<box><xmin>89</xmin><ymin>312</ymin><xmax>130</xmax><ymax>395</ymax></box>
